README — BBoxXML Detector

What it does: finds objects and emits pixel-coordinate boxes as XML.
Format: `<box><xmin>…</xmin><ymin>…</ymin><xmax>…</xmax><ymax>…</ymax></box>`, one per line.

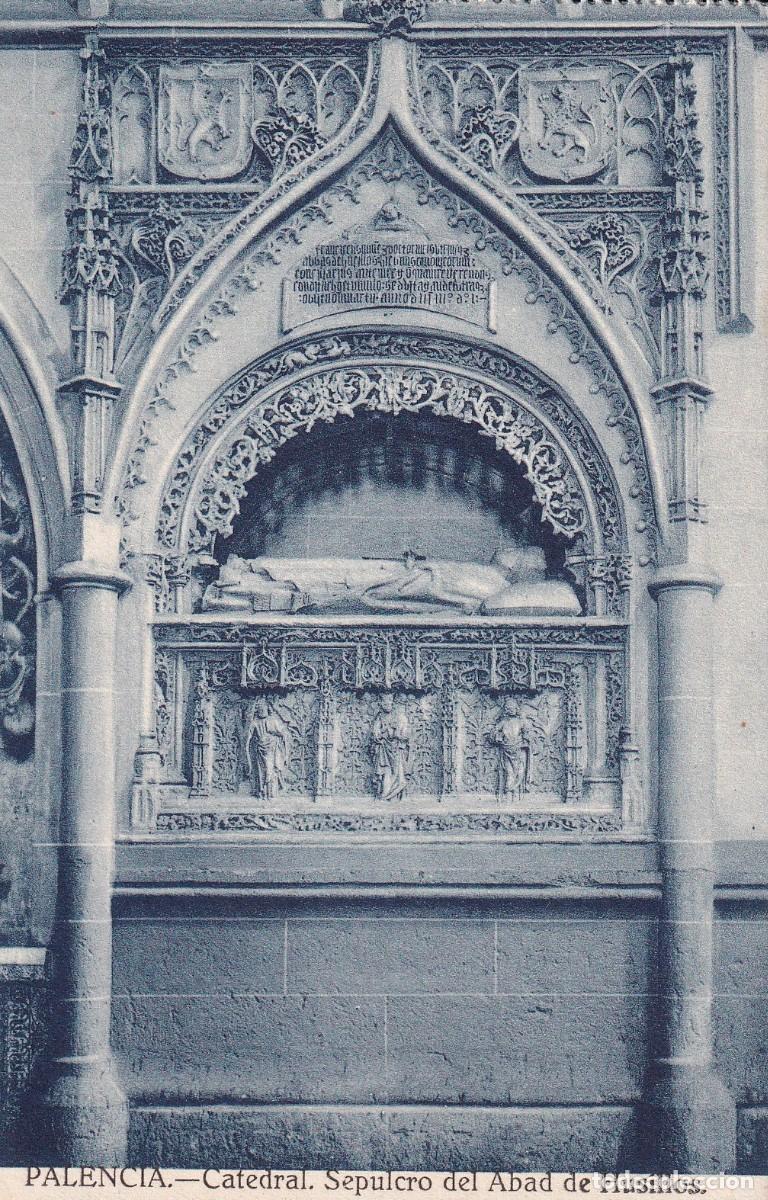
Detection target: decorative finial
<box><xmin>349</xmin><ymin>0</ymin><xmax>428</xmax><ymax>33</ymax></box>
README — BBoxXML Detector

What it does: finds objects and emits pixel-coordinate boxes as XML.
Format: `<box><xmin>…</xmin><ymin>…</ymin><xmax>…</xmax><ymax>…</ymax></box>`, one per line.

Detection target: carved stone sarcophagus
<box><xmin>140</xmin><ymin>615</ymin><xmax>631</xmax><ymax>836</ymax></box>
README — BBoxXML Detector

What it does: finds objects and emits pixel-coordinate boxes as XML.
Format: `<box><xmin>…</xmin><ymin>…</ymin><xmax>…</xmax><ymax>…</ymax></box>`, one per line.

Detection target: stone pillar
<box><xmin>32</xmin><ymin>558</ymin><xmax>129</xmax><ymax>1165</ymax></box>
<box><xmin>642</xmin><ymin>564</ymin><xmax>735</xmax><ymax>1171</ymax></box>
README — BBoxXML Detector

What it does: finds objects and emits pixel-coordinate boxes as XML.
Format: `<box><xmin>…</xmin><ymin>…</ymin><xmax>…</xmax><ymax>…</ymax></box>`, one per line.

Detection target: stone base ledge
<box><xmin>112</xmin><ymin>838</ymin><xmax>768</xmax><ymax>894</ymax></box>
<box><xmin>125</xmin><ymin>1103</ymin><xmax>767</xmax><ymax>1171</ymax></box>
<box><xmin>128</xmin><ymin>1104</ymin><xmax>638</xmax><ymax>1171</ymax></box>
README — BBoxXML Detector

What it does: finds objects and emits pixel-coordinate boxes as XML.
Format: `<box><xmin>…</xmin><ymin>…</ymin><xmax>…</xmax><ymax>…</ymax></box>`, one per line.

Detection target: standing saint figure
<box><xmin>370</xmin><ymin>692</ymin><xmax>410</xmax><ymax>802</ymax></box>
<box><xmin>245</xmin><ymin>695</ymin><xmax>290</xmax><ymax>801</ymax></box>
<box><xmin>487</xmin><ymin>695</ymin><xmax>529</xmax><ymax>801</ymax></box>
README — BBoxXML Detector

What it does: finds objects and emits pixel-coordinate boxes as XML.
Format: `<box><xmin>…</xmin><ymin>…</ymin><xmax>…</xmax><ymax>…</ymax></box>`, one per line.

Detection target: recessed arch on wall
<box><xmin>0</xmin><ymin>262</ymin><xmax>69</xmax><ymax>944</ymax></box>
<box><xmin>0</xmin><ymin>262</ymin><xmax>69</xmax><ymax>754</ymax></box>
<box><xmin>105</xmin><ymin>49</ymin><xmax>665</xmax><ymax>842</ymax></box>
<box><xmin>152</xmin><ymin>329</ymin><xmax>630</xmax><ymax>607</ymax></box>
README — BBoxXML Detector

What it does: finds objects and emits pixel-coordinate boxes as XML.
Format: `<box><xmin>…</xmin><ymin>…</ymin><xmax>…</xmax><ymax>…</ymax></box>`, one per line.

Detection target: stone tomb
<box><xmin>144</xmin><ymin>618</ymin><xmax>626</xmax><ymax>835</ymax></box>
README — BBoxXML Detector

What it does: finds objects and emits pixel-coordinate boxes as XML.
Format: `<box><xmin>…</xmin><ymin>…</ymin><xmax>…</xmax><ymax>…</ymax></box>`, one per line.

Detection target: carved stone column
<box><xmin>654</xmin><ymin>46</ymin><xmax>711</xmax><ymax>544</ymax></box>
<box><xmin>32</xmin><ymin>554</ymin><xmax>130</xmax><ymax>1165</ymax></box>
<box><xmin>642</xmin><ymin>565</ymin><xmax>735</xmax><ymax>1170</ymax></box>
<box><xmin>60</xmin><ymin>35</ymin><xmax>123</xmax><ymax>518</ymax></box>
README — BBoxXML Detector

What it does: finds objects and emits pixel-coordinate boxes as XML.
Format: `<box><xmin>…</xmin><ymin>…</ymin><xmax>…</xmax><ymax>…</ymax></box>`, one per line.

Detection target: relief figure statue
<box><xmin>487</xmin><ymin>695</ymin><xmax>530</xmax><ymax>801</ymax></box>
<box><xmin>201</xmin><ymin>545</ymin><xmax>580</xmax><ymax>616</ymax></box>
<box><xmin>244</xmin><ymin>696</ymin><xmax>290</xmax><ymax>800</ymax></box>
<box><xmin>370</xmin><ymin>692</ymin><xmax>410</xmax><ymax>802</ymax></box>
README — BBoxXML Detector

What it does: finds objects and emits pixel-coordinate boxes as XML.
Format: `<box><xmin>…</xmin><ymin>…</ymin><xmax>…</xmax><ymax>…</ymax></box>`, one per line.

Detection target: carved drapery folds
<box><xmin>131</xmin><ymin>321</ymin><xmax>642</xmax><ymax>837</ymax></box>
<box><xmin>153</xmin><ymin>331</ymin><xmax>628</xmax><ymax>578</ymax></box>
<box><xmin>105</xmin><ymin>45</ymin><xmax>369</xmax><ymax>365</ymax></box>
<box><xmin>413</xmin><ymin>38</ymin><xmax>711</xmax><ymax>531</ymax></box>
<box><xmin>414</xmin><ymin>42</ymin><xmax>671</xmax><ymax>368</ymax></box>
<box><xmin>100</xmin><ymin>30</ymin><xmax>691</xmax><ymax>844</ymax></box>
<box><xmin>79</xmin><ymin>32</ymin><xmax>715</xmax><ymax>548</ymax></box>
<box><xmin>131</xmin><ymin>328</ymin><xmax>642</xmax><ymax>838</ymax></box>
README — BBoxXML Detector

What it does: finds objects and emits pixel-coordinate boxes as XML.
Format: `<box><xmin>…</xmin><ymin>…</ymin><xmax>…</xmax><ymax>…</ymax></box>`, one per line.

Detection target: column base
<box><xmin>639</xmin><ymin>1065</ymin><xmax>736</xmax><ymax>1172</ymax></box>
<box><xmin>27</xmin><ymin>1057</ymin><xmax>129</xmax><ymax>1166</ymax></box>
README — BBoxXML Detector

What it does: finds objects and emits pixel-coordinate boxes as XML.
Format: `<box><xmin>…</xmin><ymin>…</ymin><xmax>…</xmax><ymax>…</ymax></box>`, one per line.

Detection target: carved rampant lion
<box><xmin>176</xmin><ymin>78</ymin><xmax>232</xmax><ymax>163</ymax></box>
<box><xmin>536</xmin><ymin>83</ymin><xmax>599</xmax><ymax>162</ymax></box>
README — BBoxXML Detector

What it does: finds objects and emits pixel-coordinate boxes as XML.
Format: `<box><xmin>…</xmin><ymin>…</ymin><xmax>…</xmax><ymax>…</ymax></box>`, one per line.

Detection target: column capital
<box><xmin>650</xmin><ymin>377</ymin><xmax>713</xmax><ymax>406</ymax></box>
<box><xmin>648</xmin><ymin>563</ymin><xmax>722</xmax><ymax>599</ymax></box>
<box><xmin>51</xmin><ymin>560</ymin><xmax>131</xmax><ymax>596</ymax></box>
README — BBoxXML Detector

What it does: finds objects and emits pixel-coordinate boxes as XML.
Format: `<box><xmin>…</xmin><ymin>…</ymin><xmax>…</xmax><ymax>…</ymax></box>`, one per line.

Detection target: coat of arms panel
<box><xmin>518</xmin><ymin>69</ymin><xmax>616</xmax><ymax>184</ymax></box>
<box><xmin>158</xmin><ymin>64</ymin><xmax>254</xmax><ymax>181</ymax></box>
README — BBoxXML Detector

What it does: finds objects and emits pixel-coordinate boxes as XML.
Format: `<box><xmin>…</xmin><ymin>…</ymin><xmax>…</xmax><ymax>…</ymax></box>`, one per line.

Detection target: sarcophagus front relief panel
<box><xmin>140</xmin><ymin>620</ymin><xmax>629</xmax><ymax>836</ymax></box>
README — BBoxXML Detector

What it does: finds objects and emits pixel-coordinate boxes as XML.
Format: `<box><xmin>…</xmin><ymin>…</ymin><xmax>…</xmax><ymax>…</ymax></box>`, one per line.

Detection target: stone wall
<box><xmin>2</xmin><ymin>894</ymin><xmax>767</xmax><ymax>1169</ymax></box>
<box><xmin>105</xmin><ymin>887</ymin><xmax>768</xmax><ymax>1170</ymax></box>
<box><xmin>0</xmin><ymin>1</ymin><xmax>763</xmax><ymax>1171</ymax></box>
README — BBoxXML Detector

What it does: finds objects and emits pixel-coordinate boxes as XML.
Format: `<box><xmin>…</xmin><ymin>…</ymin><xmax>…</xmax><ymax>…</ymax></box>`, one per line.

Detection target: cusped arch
<box><xmin>107</xmin><ymin>40</ymin><xmax>668</xmax><ymax>541</ymax></box>
<box><xmin>154</xmin><ymin>330</ymin><xmax>628</xmax><ymax>579</ymax></box>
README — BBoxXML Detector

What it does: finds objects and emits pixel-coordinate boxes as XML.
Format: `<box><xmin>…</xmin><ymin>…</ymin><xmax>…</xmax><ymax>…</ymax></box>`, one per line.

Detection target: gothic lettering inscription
<box><xmin>283</xmin><ymin>206</ymin><xmax>493</xmax><ymax>332</ymax></box>
<box><xmin>158</xmin><ymin>64</ymin><xmax>253</xmax><ymax>181</ymax></box>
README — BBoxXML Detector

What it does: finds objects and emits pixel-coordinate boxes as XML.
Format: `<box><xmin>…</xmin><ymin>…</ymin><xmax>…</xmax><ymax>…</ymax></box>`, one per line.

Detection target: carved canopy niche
<box><xmin>131</xmin><ymin>331</ymin><xmax>644</xmax><ymax>840</ymax></box>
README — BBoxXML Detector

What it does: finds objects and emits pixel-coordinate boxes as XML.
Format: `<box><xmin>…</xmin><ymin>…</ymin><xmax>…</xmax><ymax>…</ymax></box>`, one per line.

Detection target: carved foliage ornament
<box><xmin>186</xmin><ymin>365</ymin><xmax>587</xmax><ymax>554</ymax></box>
<box><xmin>112</xmin><ymin>51</ymin><xmax>368</xmax><ymax>188</ymax></box>
<box><xmin>417</xmin><ymin>48</ymin><xmax>663</xmax><ymax>191</ymax></box>
<box><xmin>658</xmin><ymin>47</ymin><xmax>708</xmax><ymax>311</ymax></box>
<box><xmin>251</xmin><ymin>109</ymin><xmax>327</xmax><ymax>180</ymax></box>
<box><xmin>156</xmin><ymin>332</ymin><xmax>625</xmax><ymax>565</ymax></box>
<box><xmin>411</xmin><ymin>40</ymin><xmax>714</xmax><ymax>368</ymax></box>
<box><xmin>125</xmin><ymin>133</ymin><xmax>652</xmax><ymax>561</ymax></box>
<box><xmin>70</xmin><ymin>35</ymin><xmax>113</xmax><ymax>187</ymax></box>
<box><xmin>64</xmin><ymin>33</ymin><xmax>122</xmax><ymax>376</ymax></box>
<box><xmin>157</xmin><ymin>810</ymin><xmax>621</xmax><ymax>836</ymax></box>
<box><xmin>141</xmin><ymin>622</ymin><xmax>632</xmax><ymax>833</ymax></box>
<box><xmin>62</xmin><ymin>193</ymin><xmax>122</xmax><ymax>305</ymax></box>
<box><xmin>0</xmin><ymin>437</ymin><xmax>36</xmax><ymax>749</ymax></box>
<box><xmin>348</xmin><ymin>0</ymin><xmax>427</xmax><ymax>31</ymax></box>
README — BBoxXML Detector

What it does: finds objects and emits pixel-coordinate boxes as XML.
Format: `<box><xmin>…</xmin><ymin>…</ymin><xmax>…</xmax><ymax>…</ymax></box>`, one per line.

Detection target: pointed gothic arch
<box><xmin>0</xmin><ymin>260</ymin><xmax>69</xmax><ymax>588</ymax></box>
<box><xmin>107</xmin><ymin>40</ymin><xmax>668</xmax><ymax>544</ymax></box>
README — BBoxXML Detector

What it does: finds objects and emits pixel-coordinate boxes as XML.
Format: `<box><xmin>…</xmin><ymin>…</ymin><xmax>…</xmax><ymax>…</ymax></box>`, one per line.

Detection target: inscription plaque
<box><xmin>282</xmin><ymin>203</ymin><xmax>494</xmax><ymax>332</ymax></box>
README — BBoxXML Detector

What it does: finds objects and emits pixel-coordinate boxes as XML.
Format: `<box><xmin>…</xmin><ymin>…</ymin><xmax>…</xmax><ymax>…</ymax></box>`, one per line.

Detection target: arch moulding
<box><xmin>107</xmin><ymin>39</ymin><xmax>668</xmax><ymax>554</ymax></box>
<box><xmin>152</xmin><ymin>328</ymin><xmax>629</xmax><ymax>583</ymax></box>
<box><xmin>126</xmin><ymin>332</ymin><xmax>647</xmax><ymax>842</ymax></box>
